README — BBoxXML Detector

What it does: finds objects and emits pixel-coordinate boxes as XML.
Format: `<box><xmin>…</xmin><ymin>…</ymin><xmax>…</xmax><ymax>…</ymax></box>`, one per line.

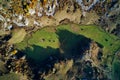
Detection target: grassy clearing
<box><xmin>28</xmin><ymin>29</ymin><xmax>59</xmax><ymax>48</ymax></box>
<box><xmin>0</xmin><ymin>73</ymin><xmax>20</xmax><ymax>80</ymax></box>
<box><xmin>57</xmin><ymin>24</ymin><xmax>120</xmax><ymax>56</ymax></box>
<box><xmin>15</xmin><ymin>24</ymin><xmax>120</xmax><ymax>62</ymax></box>
<box><xmin>15</xmin><ymin>28</ymin><xmax>59</xmax><ymax>62</ymax></box>
<box><xmin>77</xmin><ymin>25</ymin><xmax>120</xmax><ymax>55</ymax></box>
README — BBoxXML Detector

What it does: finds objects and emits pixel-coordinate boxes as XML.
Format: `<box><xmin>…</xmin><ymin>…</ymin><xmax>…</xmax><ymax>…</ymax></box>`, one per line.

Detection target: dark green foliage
<box><xmin>112</xmin><ymin>60</ymin><xmax>120</xmax><ymax>80</ymax></box>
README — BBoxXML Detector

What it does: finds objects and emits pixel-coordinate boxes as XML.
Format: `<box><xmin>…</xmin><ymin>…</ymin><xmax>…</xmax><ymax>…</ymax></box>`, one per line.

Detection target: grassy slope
<box><xmin>15</xmin><ymin>24</ymin><xmax>120</xmax><ymax>62</ymax></box>
<box><xmin>15</xmin><ymin>27</ymin><xmax>59</xmax><ymax>62</ymax></box>
<box><xmin>77</xmin><ymin>25</ymin><xmax>120</xmax><ymax>55</ymax></box>
<box><xmin>8</xmin><ymin>29</ymin><xmax>27</xmax><ymax>44</ymax></box>
<box><xmin>28</xmin><ymin>29</ymin><xmax>59</xmax><ymax>48</ymax></box>
<box><xmin>58</xmin><ymin>24</ymin><xmax>120</xmax><ymax>55</ymax></box>
<box><xmin>0</xmin><ymin>73</ymin><xmax>20</xmax><ymax>80</ymax></box>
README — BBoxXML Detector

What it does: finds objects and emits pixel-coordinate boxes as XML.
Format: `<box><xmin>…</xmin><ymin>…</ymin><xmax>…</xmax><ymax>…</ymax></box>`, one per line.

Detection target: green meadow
<box><xmin>15</xmin><ymin>24</ymin><xmax>120</xmax><ymax>62</ymax></box>
<box><xmin>0</xmin><ymin>73</ymin><xmax>20</xmax><ymax>80</ymax></box>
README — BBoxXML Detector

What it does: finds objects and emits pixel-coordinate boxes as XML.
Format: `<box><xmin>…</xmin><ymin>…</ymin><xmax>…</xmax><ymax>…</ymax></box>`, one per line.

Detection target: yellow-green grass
<box><xmin>57</xmin><ymin>24</ymin><xmax>120</xmax><ymax>55</ymax></box>
<box><xmin>8</xmin><ymin>29</ymin><xmax>27</xmax><ymax>44</ymax></box>
<box><xmin>15</xmin><ymin>24</ymin><xmax>120</xmax><ymax>62</ymax></box>
<box><xmin>28</xmin><ymin>30</ymin><xmax>59</xmax><ymax>49</ymax></box>
<box><xmin>77</xmin><ymin>25</ymin><xmax>120</xmax><ymax>55</ymax></box>
<box><xmin>15</xmin><ymin>28</ymin><xmax>59</xmax><ymax>62</ymax></box>
<box><xmin>0</xmin><ymin>73</ymin><xmax>20</xmax><ymax>80</ymax></box>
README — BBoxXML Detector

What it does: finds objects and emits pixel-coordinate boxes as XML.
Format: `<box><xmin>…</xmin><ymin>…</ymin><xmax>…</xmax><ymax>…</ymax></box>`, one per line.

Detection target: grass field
<box><xmin>15</xmin><ymin>24</ymin><xmax>120</xmax><ymax>62</ymax></box>
<box><xmin>0</xmin><ymin>73</ymin><xmax>20</xmax><ymax>80</ymax></box>
<box><xmin>77</xmin><ymin>25</ymin><xmax>120</xmax><ymax>55</ymax></box>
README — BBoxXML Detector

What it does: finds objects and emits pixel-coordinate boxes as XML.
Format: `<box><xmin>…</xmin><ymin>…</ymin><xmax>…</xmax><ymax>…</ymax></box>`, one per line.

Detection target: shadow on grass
<box><xmin>112</xmin><ymin>60</ymin><xmax>120</xmax><ymax>80</ymax></box>
<box><xmin>24</xmin><ymin>29</ymin><xmax>92</xmax><ymax>63</ymax></box>
<box><xmin>56</xmin><ymin>29</ymin><xmax>91</xmax><ymax>58</ymax></box>
<box><xmin>22</xmin><ymin>29</ymin><xmax>103</xmax><ymax>79</ymax></box>
<box><xmin>25</xmin><ymin>45</ymin><xmax>59</xmax><ymax>63</ymax></box>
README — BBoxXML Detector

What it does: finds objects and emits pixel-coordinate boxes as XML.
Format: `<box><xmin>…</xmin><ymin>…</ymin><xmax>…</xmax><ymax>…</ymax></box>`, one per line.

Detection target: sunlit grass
<box><xmin>15</xmin><ymin>24</ymin><xmax>120</xmax><ymax>62</ymax></box>
<box><xmin>0</xmin><ymin>73</ymin><xmax>20</xmax><ymax>80</ymax></box>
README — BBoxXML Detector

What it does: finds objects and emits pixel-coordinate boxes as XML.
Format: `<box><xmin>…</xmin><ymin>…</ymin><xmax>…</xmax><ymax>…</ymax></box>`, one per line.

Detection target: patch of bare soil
<box><xmin>8</xmin><ymin>28</ymin><xmax>26</xmax><ymax>44</ymax></box>
<box><xmin>70</xmin><ymin>24</ymin><xmax>80</xmax><ymax>32</ymax></box>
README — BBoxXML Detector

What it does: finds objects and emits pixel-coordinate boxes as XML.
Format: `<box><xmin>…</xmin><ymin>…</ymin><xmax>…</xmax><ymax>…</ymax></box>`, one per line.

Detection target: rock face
<box><xmin>0</xmin><ymin>0</ymin><xmax>82</xmax><ymax>31</ymax></box>
<box><xmin>81</xmin><ymin>41</ymin><xmax>103</xmax><ymax>67</ymax></box>
<box><xmin>89</xmin><ymin>41</ymin><xmax>103</xmax><ymax>64</ymax></box>
<box><xmin>36</xmin><ymin>40</ymin><xmax>105</xmax><ymax>80</ymax></box>
<box><xmin>44</xmin><ymin>59</ymin><xmax>74</xmax><ymax>80</ymax></box>
<box><xmin>0</xmin><ymin>0</ymin><xmax>119</xmax><ymax>32</ymax></box>
<box><xmin>96</xmin><ymin>0</ymin><xmax>120</xmax><ymax>37</ymax></box>
<box><xmin>0</xmin><ymin>0</ymin><xmax>119</xmax><ymax>34</ymax></box>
